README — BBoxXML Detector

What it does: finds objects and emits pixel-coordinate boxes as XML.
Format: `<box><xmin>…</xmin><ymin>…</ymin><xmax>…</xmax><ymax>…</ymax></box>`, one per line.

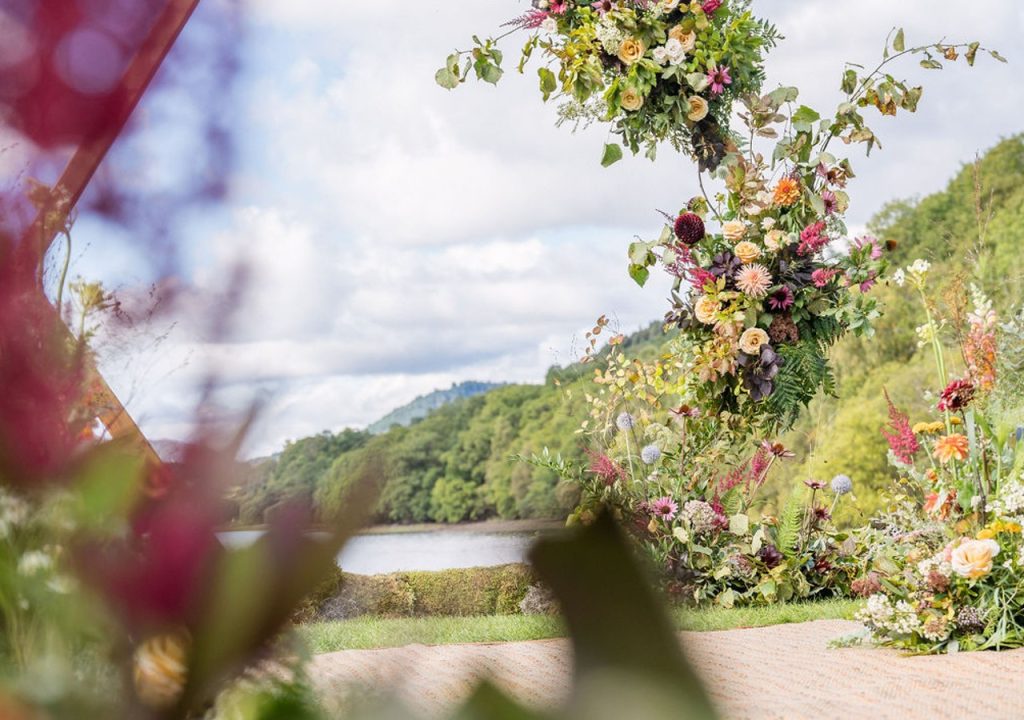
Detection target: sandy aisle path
<box><xmin>310</xmin><ymin>620</ymin><xmax>1024</xmax><ymax>718</ymax></box>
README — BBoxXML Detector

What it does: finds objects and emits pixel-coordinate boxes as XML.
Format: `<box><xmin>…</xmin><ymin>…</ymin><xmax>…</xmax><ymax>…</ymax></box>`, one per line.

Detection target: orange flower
<box><xmin>933</xmin><ymin>433</ymin><xmax>969</xmax><ymax>463</ymax></box>
<box><xmin>773</xmin><ymin>177</ymin><xmax>801</xmax><ymax>207</ymax></box>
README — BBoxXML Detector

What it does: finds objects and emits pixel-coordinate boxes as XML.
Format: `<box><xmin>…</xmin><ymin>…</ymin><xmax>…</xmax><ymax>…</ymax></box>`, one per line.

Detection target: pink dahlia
<box><xmin>735</xmin><ymin>263</ymin><xmax>772</xmax><ymax>298</ymax></box>
<box><xmin>702</xmin><ymin>0</ymin><xmax>723</xmax><ymax>13</ymax></box>
<box><xmin>811</xmin><ymin>268</ymin><xmax>840</xmax><ymax>288</ymax></box>
<box><xmin>706</xmin><ymin>65</ymin><xmax>732</xmax><ymax>96</ymax></box>
<box><xmin>650</xmin><ymin>496</ymin><xmax>679</xmax><ymax>522</ymax></box>
<box><xmin>549</xmin><ymin>0</ymin><xmax>569</xmax><ymax>14</ymax></box>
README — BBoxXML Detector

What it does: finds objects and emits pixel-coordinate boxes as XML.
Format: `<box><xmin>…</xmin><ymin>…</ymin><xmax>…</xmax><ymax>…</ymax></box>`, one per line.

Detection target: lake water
<box><xmin>217</xmin><ymin>529</ymin><xmax>543</xmax><ymax>575</ymax></box>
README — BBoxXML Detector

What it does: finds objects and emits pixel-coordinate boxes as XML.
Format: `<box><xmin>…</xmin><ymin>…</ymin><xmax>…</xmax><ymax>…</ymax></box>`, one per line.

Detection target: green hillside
<box><xmin>235</xmin><ymin>136</ymin><xmax>1024</xmax><ymax>527</ymax></box>
<box><xmin>367</xmin><ymin>381</ymin><xmax>504</xmax><ymax>434</ymax></box>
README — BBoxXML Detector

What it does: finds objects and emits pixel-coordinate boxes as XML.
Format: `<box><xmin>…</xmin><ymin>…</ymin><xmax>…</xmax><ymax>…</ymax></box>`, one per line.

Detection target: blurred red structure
<box><xmin>1</xmin><ymin>0</ymin><xmax>203</xmax><ymax>465</ymax></box>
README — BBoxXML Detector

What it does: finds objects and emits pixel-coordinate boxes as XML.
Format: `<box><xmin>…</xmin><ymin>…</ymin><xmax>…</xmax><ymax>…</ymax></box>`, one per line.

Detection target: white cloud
<box><xmin>80</xmin><ymin>0</ymin><xmax>1022</xmax><ymax>456</ymax></box>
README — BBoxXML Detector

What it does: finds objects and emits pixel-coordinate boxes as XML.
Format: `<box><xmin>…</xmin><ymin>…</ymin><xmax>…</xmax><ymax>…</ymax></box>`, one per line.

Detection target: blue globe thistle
<box><xmin>640</xmin><ymin>445</ymin><xmax>662</xmax><ymax>465</ymax></box>
<box><xmin>830</xmin><ymin>474</ymin><xmax>853</xmax><ymax>496</ymax></box>
<box><xmin>616</xmin><ymin>412</ymin><xmax>636</xmax><ymax>431</ymax></box>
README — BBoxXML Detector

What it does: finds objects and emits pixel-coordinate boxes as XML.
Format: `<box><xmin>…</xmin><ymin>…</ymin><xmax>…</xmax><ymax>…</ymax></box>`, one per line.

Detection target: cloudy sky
<box><xmin>65</xmin><ymin>0</ymin><xmax>1024</xmax><ymax>457</ymax></box>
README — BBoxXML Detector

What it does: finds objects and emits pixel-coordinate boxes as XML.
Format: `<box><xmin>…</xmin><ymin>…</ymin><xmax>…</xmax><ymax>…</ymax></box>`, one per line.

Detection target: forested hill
<box><xmin>233</xmin><ymin>322</ymin><xmax>666</xmax><ymax>525</ymax></box>
<box><xmin>234</xmin><ymin>135</ymin><xmax>1024</xmax><ymax>527</ymax></box>
<box><xmin>367</xmin><ymin>381</ymin><xmax>503</xmax><ymax>434</ymax></box>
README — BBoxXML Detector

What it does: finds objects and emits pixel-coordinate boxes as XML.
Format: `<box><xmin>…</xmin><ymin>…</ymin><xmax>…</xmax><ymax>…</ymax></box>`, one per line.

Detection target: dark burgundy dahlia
<box><xmin>674</xmin><ymin>212</ymin><xmax>706</xmax><ymax>245</ymax></box>
<box><xmin>757</xmin><ymin>543</ymin><xmax>784</xmax><ymax>569</ymax></box>
<box><xmin>937</xmin><ymin>378</ymin><xmax>976</xmax><ymax>413</ymax></box>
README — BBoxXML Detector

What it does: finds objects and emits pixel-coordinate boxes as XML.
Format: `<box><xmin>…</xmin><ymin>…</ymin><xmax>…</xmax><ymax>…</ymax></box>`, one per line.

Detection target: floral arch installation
<box><xmin>2</xmin><ymin>0</ymin><xmax>204</xmax><ymax>467</ymax></box>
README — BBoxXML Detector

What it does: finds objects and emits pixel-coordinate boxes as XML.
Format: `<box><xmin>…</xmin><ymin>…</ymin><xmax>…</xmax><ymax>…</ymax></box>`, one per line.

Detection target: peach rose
<box><xmin>617</xmin><ymin>37</ymin><xmax>645</xmax><ymax>65</ymax></box>
<box><xmin>668</xmin><ymin>26</ymin><xmax>696</xmax><ymax>52</ymax></box>
<box><xmin>739</xmin><ymin>328</ymin><xmax>769</xmax><ymax>355</ymax></box>
<box><xmin>722</xmin><ymin>220</ymin><xmax>746</xmax><ymax>242</ymax></box>
<box><xmin>694</xmin><ymin>295</ymin><xmax>720</xmax><ymax>325</ymax></box>
<box><xmin>734</xmin><ymin>241</ymin><xmax>762</xmax><ymax>264</ymax></box>
<box><xmin>620</xmin><ymin>87</ymin><xmax>644</xmax><ymax>112</ymax></box>
<box><xmin>686</xmin><ymin>95</ymin><xmax>709</xmax><ymax>122</ymax></box>
<box><xmin>950</xmin><ymin>538</ymin><xmax>1000</xmax><ymax>579</ymax></box>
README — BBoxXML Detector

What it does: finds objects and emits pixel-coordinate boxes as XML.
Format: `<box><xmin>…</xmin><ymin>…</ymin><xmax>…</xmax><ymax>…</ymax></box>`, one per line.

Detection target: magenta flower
<box><xmin>702</xmin><ymin>0</ymin><xmax>723</xmax><ymax>13</ymax></box>
<box><xmin>591</xmin><ymin>0</ymin><xmax>614</xmax><ymax>13</ymax></box>
<box><xmin>650</xmin><ymin>496</ymin><xmax>679</xmax><ymax>522</ymax></box>
<box><xmin>767</xmin><ymin>286</ymin><xmax>795</xmax><ymax>311</ymax></box>
<box><xmin>550</xmin><ymin>0</ymin><xmax>569</xmax><ymax>14</ymax></box>
<box><xmin>689</xmin><ymin>268</ymin><xmax>718</xmax><ymax>290</ymax></box>
<box><xmin>811</xmin><ymin>268</ymin><xmax>839</xmax><ymax>288</ymax></box>
<box><xmin>821</xmin><ymin>190</ymin><xmax>837</xmax><ymax>215</ymax></box>
<box><xmin>853</xmin><ymin>235</ymin><xmax>884</xmax><ymax>260</ymax></box>
<box><xmin>797</xmin><ymin>221</ymin><xmax>829</xmax><ymax>256</ymax></box>
<box><xmin>859</xmin><ymin>272</ymin><xmax>878</xmax><ymax>293</ymax></box>
<box><xmin>706</xmin><ymin>65</ymin><xmax>732</xmax><ymax>96</ymax></box>
<box><xmin>881</xmin><ymin>388</ymin><xmax>920</xmax><ymax>464</ymax></box>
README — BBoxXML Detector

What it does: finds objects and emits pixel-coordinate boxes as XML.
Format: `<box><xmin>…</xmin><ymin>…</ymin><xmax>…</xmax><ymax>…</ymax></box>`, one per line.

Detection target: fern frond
<box><xmin>776</xmin><ymin>484</ymin><xmax>806</xmax><ymax>558</ymax></box>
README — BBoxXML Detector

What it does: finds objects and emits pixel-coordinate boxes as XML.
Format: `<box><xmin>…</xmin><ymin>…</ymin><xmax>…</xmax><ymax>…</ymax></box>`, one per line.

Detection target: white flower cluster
<box><xmin>995</xmin><ymin>480</ymin><xmax>1024</xmax><ymax>517</ymax></box>
<box><xmin>857</xmin><ymin>594</ymin><xmax>922</xmax><ymax>636</ymax></box>
<box><xmin>968</xmin><ymin>283</ymin><xmax>996</xmax><ymax>330</ymax></box>
<box><xmin>916</xmin><ymin>554</ymin><xmax>952</xmax><ymax>580</ymax></box>
<box><xmin>0</xmin><ymin>488</ymin><xmax>30</xmax><ymax>540</ymax></box>
<box><xmin>895</xmin><ymin>258</ymin><xmax>930</xmax><ymax>289</ymax></box>
<box><xmin>595</xmin><ymin>17</ymin><xmax>626</xmax><ymax>55</ymax></box>
<box><xmin>652</xmin><ymin>37</ymin><xmax>690</xmax><ymax>66</ymax></box>
<box><xmin>18</xmin><ymin>550</ymin><xmax>53</xmax><ymax>577</ymax></box>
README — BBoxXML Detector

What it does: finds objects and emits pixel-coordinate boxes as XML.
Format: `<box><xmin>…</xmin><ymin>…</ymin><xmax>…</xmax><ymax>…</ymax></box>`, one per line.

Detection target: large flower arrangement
<box><xmin>623</xmin><ymin>35</ymin><xmax>998</xmax><ymax>433</ymax></box>
<box><xmin>845</xmin><ymin>273</ymin><xmax>1024</xmax><ymax>653</ymax></box>
<box><xmin>529</xmin><ymin>333</ymin><xmax>861</xmax><ymax>606</ymax></box>
<box><xmin>437</xmin><ymin>0</ymin><xmax>778</xmax><ymax>169</ymax></box>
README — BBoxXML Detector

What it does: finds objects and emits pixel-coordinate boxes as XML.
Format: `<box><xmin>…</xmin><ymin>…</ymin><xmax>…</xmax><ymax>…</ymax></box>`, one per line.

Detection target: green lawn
<box><xmin>301</xmin><ymin>599</ymin><xmax>861</xmax><ymax>654</ymax></box>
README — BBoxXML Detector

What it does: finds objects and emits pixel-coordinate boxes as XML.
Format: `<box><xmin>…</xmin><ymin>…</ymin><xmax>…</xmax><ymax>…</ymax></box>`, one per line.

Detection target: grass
<box><xmin>300</xmin><ymin>598</ymin><xmax>862</xmax><ymax>654</ymax></box>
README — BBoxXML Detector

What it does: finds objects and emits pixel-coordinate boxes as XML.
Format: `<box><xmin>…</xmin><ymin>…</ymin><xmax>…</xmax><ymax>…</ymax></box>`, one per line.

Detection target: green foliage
<box><xmin>775</xmin><ymin>484</ymin><xmax>806</xmax><ymax>558</ymax></box>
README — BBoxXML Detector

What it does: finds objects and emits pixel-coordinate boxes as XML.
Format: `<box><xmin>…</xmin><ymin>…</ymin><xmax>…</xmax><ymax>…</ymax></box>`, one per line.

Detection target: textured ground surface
<box><xmin>310</xmin><ymin>619</ymin><xmax>1024</xmax><ymax>719</ymax></box>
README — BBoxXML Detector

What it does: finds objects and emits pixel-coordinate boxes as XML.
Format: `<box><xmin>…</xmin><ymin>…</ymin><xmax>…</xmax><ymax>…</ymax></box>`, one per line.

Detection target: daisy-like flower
<box><xmin>821</xmin><ymin>190</ymin><xmax>838</xmax><ymax>215</ymax></box>
<box><xmin>934</xmin><ymin>434</ymin><xmax>970</xmax><ymax>464</ymax></box>
<box><xmin>804</xmin><ymin>479</ymin><xmax>826</xmax><ymax>490</ymax></box>
<box><xmin>773</xmin><ymin>177</ymin><xmax>801</xmax><ymax>207</ymax></box>
<box><xmin>767</xmin><ymin>286</ymin><xmax>795</xmax><ymax>311</ymax></box>
<box><xmin>650</xmin><ymin>496</ymin><xmax>679</xmax><ymax>521</ymax></box>
<box><xmin>735</xmin><ymin>264</ymin><xmax>772</xmax><ymax>298</ymax></box>
<box><xmin>706</xmin><ymin>64</ymin><xmax>732</xmax><ymax>96</ymax></box>
<box><xmin>892</xmin><ymin>268</ymin><xmax>906</xmax><ymax>286</ymax></box>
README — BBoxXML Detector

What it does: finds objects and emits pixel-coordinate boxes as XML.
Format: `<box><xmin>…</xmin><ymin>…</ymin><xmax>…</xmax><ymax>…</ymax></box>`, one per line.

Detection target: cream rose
<box><xmin>668</xmin><ymin>26</ymin><xmax>696</xmax><ymax>52</ymax></box>
<box><xmin>722</xmin><ymin>220</ymin><xmax>746</xmax><ymax>242</ymax></box>
<box><xmin>694</xmin><ymin>295</ymin><xmax>720</xmax><ymax>325</ymax></box>
<box><xmin>951</xmin><ymin>539</ymin><xmax>1000</xmax><ymax>579</ymax></box>
<box><xmin>734</xmin><ymin>241</ymin><xmax>762</xmax><ymax>264</ymax></box>
<box><xmin>686</xmin><ymin>95</ymin><xmax>709</xmax><ymax>122</ymax></box>
<box><xmin>617</xmin><ymin>37</ymin><xmax>645</xmax><ymax>65</ymax></box>
<box><xmin>764</xmin><ymin>229</ymin><xmax>787</xmax><ymax>251</ymax></box>
<box><xmin>620</xmin><ymin>88</ymin><xmax>644</xmax><ymax>112</ymax></box>
<box><xmin>738</xmin><ymin>328</ymin><xmax>769</xmax><ymax>355</ymax></box>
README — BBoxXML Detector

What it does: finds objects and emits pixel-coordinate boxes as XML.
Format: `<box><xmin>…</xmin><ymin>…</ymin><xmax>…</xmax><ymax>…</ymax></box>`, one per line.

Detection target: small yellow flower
<box><xmin>977</xmin><ymin>528</ymin><xmax>996</xmax><ymax>540</ymax></box>
<box><xmin>618</xmin><ymin>37</ymin><xmax>645</xmax><ymax>65</ymax></box>
<box><xmin>950</xmin><ymin>416</ymin><xmax>963</xmax><ymax>426</ymax></box>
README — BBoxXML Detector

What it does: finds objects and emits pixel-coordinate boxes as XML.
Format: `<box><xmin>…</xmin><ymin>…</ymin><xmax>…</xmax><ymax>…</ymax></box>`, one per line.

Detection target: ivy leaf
<box><xmin>538</xmin><ymin>67</ymin><xmax>557</xmax><ymax>101</ymax></box>
<box><xmin>601</xmin><ymin>142</ymin><xmax>624</xmax><ymax>167</ymax></box>
<box><xmin>892</xmin><ymin>28</ymin><xmax>905</xmax><ymax>53</ymax></box>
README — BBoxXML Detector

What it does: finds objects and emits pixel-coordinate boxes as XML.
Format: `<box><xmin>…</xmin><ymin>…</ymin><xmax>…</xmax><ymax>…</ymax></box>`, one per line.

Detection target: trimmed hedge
<box><xmin>293</xmin><ymin>564</ymin><xmax>539</xmax><ymax>623</ymax></box>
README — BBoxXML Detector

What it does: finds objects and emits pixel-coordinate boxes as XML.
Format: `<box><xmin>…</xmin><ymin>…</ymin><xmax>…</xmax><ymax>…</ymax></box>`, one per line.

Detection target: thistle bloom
<box><xmin>706</xmin><ymin>65</ymin><xmax>732</xmax><ymax>95</ymax></box>
<box><xmin>831</xmin><ymin>474</ymin><xmax>853</xmax><ymax>495</ymax></box>
<box><xmin>641</xmin><ymin>444</ymin><xmax>662</xmax><ymax>465</ymax></box>
<box><xmin>650</xmin><ymin>496</ymin><xmax>679</xmax><ymax>521</ymax></box>
<box><xmin>934</xmin><ymin>434</ymin><xmax>970</xmax><ymax>464</ymax></box>
<box><xmin>615</xmin><ymin>412</ymin><xmax>636</xmax><ymax>431</ymax></box>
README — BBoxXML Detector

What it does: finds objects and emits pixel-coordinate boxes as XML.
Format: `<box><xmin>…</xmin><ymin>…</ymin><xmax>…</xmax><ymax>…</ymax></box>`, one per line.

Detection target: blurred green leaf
<box><xmin>600</xmin><ymin>143</ymin><xmax>623</xmax><ymax>167</ymax></box>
